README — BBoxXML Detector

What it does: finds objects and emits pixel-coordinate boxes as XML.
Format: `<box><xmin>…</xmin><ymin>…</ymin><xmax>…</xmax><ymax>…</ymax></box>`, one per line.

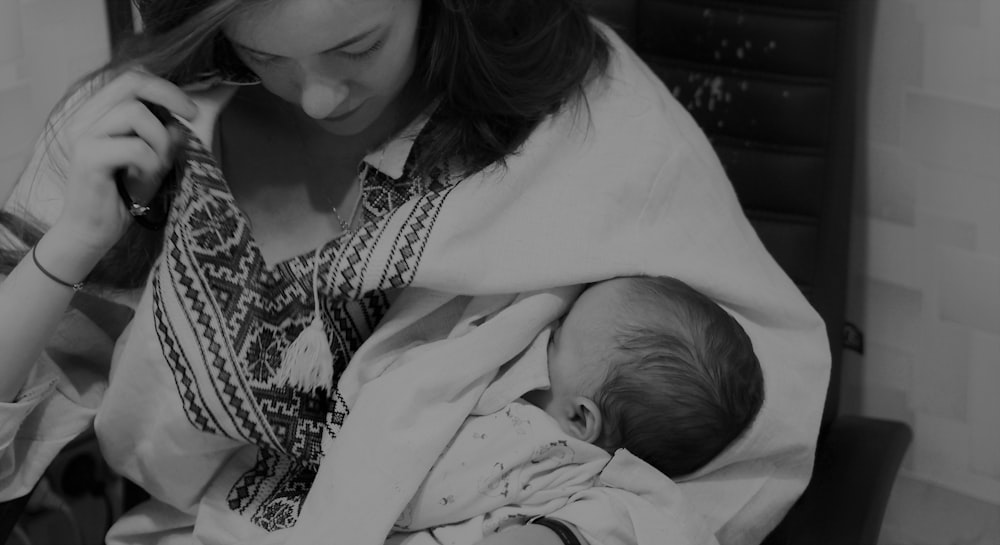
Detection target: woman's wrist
<box><xmin>53</xmin><ymin>205</ymin><xmax>127</xmax><ymax>251</ymax></box>
<box><xmin>33</xmin><ymin>222</ymin><xmax>115</xmax><ymax>287</ymax></box>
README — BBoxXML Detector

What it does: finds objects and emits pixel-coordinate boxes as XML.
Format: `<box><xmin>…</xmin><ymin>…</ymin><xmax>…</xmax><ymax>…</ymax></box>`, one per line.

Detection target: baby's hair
<box><xmin>593</xmin><ymin>276</ymin><xmax>764</xmax><ymax>478</ymax></box>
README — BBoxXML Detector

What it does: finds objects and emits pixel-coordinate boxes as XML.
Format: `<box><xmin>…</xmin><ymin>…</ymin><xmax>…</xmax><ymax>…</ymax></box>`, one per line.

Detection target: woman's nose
<box><xmin>300</xmin><ymin>78</ymin><xmax>349</xmax><ymax>120</ymax></box>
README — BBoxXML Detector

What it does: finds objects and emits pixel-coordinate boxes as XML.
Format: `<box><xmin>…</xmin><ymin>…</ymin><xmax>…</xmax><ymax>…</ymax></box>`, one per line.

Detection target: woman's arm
<box><xmin>0</xmin><ymin>224</ymin><xmax>113</xmax><ymax>400</ymax></box>
<box><xmin>0</xmin><ymin>70</ymin><xmax>197</xmax><ymax>402</ymax></box>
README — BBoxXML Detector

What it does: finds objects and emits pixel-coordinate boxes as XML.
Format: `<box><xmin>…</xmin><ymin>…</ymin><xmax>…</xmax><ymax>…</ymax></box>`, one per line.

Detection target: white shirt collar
<box><xmin>361</xmin><ymin>99</ymin><xmax>438</xmax><ymax>180</ymax></box>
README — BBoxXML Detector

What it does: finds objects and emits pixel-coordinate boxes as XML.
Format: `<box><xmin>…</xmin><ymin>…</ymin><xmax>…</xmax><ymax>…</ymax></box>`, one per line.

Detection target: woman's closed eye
<box><xmin>241</xmin><ymin>49</ymin><xmax>279</xmax><ymax>66</ymax></box>
<box><xmin>340</xmin><ymin>38</ymin><xmax>386</xmax><ymax>61</ymax></box>
<box><xmin>239</xmin><ymin>38</ymin><xmax>385</xmax><ymax>66</ymax></box>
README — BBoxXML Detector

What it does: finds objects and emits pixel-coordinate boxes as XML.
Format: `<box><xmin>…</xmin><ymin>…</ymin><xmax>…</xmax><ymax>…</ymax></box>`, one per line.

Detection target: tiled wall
<box><xmin>0</xmin><ymin>0</ymin><xmax>110</xmax><ymax>202</ymax></box>
<box><xmin>843</xmin><ymin>0</ymin><xmax>1000</xmax><ymax>543</ymax></box>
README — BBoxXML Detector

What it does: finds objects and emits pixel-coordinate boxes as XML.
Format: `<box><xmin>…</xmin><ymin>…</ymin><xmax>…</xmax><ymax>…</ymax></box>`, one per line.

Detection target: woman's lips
<box><xmin>325</xmin><ymin>101</ymin><xmax>364</xmax><ymax>121</ymax></box>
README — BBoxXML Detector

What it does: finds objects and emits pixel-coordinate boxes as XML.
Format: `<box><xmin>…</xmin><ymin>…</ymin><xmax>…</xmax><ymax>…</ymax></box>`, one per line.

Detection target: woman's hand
<box><xmin>53</xmin><ymin>69</ymin><xmax>198</xmax><ymax>252</ymax></box>
<box><xmin>0</xmin><ymin>70</ymin><xmax>197</xmax><ymax>402</ymax></box>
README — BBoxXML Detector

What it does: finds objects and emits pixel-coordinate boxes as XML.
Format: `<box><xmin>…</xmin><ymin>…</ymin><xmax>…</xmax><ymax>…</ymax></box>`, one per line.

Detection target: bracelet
<box><xmin>31</xmin><ymin>245</ymin><xmax>85</xmax><ymax>292</ymax></box>
<box><xmin>529</xmin><ymin>517</ymin><xmax>582</xmax><ymax>545</ymax></box>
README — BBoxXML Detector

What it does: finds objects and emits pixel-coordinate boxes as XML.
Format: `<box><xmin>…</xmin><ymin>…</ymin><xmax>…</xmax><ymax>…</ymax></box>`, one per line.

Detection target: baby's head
<box><xmin>528</xmin><ymin>276</ymin><xmax>765</xmax><ymax>478</ymax></box>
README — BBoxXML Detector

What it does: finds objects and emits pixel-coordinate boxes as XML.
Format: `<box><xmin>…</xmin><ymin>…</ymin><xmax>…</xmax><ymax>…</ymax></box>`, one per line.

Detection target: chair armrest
<box><xmin>764</xmin><ymin>415</ymin><xmax>913</xmax><ymax>545</ymax></box>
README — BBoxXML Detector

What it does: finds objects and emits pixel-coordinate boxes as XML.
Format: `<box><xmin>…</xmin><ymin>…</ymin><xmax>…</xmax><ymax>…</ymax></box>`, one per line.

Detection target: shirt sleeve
<box><xmin>0</xmin><ymin>79</ymin><xmax>113</xmax><ymax>502</ymax></box>
<box><xmin>0</xmin><ymin>345</ymin><xmax>101</xmax><ymax>501</ymax></box>
<box><xmin>0</xmin><ymin>361</ymin><xmax>60</xmax><ymax>446</ymax></box>
<box><xmin>0</xmin><ymin>272</ymin><xmax>123</xmax><ymax>502</ymax></box>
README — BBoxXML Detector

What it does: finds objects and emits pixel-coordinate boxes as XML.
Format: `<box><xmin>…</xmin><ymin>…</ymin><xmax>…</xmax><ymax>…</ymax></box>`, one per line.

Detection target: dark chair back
<box><xmin>590</xmin><ymin>0</ymin><xmax>864</xmax><ymax>436</ymax></box>
<box><xmin>587</xmin><ymin>3</ymin><xmax>913</xmax><ymax>544</ymax></box>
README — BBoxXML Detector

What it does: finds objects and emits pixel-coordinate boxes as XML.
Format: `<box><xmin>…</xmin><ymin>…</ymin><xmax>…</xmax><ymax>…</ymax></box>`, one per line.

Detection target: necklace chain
<box><xmin>292</xmin><ymin>113</ymin><xmax>388</xmax><ymax>237</ymax></box>
<box><xmin>329</xmin><ymin>159</ymin><xmax>381</xmax><ymax>236</ymax></box>
<box><xmin>331</xmin><ymin>204</ymin><xmax>353</xmax><ymax>234</ymax></box>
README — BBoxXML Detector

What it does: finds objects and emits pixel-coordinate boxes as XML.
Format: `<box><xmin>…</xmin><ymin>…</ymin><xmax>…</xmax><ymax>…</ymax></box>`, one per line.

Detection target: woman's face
<box><xmin>223</xmin><ymin>0</ymin><xmax>422</xmax><ymax>136</ymax></box>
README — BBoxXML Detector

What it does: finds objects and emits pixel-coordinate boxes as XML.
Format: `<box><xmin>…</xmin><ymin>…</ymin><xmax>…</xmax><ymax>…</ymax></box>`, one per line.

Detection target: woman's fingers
<box><xmin>52</xmin><ymin>69</ymin><xmax>191</xmax><ymax>246</ymax></box>
<box><xmin>92</xmin><ymin>69</ymin><xmax>198</xmax><ymax>122</ymax></box>
<box><xmin>74</xmin><ymin>136</ymin><xmax>165</xmax><ymax>197</ymax></box>
<box><xmin>59</xmin><ymin>136</ymin><xmax>164</xmax><ymax>244</ymax></box>
<box><xmin>60</xmin><ymin>70</ymin><xmax>194</xmax><ymax>172</ymax></box>
<box><xmin>89</xmin><ymin>101</ymin><xmax>174</xmax><ymax>164</ymax></box>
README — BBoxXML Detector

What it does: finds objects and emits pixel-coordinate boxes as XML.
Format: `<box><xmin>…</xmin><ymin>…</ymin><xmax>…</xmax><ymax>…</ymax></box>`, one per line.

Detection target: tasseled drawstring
<box><xmin>274</xmin><ymin>247</ymin><xmax>334</xmax><ymax>393</ymax></box>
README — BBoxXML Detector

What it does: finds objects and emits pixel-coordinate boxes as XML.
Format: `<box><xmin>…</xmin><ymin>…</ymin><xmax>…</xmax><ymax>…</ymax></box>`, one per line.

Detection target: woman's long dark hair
<box><xmin>1</xmin><ymin>0</ymin><xmax>611</xmax><ymax>290</ymax></box>
<box><xmin>415</xmin><ymin>0</ymin><xmax>610</xmax><ymax>177</ymax></box>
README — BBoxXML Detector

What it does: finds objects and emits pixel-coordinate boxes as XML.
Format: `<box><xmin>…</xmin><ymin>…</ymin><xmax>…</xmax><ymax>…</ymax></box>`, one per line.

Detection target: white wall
<box><xmin>0</xmin><ymin>0</ymin><xmax>110</xmax><ymax>201</ymax></box>
<box><xmin>844</xmin><ymin>0</ymin><xmax>1000</xmax><ymax>543</ymax></box>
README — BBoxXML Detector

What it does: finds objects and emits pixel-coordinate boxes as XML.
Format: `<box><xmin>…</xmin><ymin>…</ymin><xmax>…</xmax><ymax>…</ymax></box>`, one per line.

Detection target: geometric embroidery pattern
<box><xmin>153</xmin><ymin>268</ymin><xmax>222</xmax><ymax>435</ymax></box>
<box><xmin>152</xmin><ymin>118</ymin><xmax>457</xmax><ymax>531</ymax></box>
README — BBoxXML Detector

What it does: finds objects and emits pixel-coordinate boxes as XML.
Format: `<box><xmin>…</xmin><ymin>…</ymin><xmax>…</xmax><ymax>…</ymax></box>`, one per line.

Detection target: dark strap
<box><xmin>530</xmin><ymin>517</ymin><xmax>582</xmax><ymax>545</ymax></box>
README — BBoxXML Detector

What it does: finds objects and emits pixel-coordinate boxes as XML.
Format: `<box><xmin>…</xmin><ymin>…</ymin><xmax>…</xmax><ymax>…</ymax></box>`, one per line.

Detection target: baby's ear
<box><xmin>566</xmin><ymin>396</ymin><xmax>603</xmax><ymax>444</ymax></box>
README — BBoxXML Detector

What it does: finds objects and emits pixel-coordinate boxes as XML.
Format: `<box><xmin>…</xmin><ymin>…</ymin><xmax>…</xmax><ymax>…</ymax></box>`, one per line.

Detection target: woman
<box><xmin>0</xmin><ymin>1</ymin><xmax>830</xmax><ymax>544</ymax></box>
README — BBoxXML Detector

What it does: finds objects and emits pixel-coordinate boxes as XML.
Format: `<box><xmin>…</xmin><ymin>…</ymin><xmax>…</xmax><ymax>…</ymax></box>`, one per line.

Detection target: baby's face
<box><xmin>532</xmin><ymin>279</ymin><xmax>633</xmax><ymax>420</ymax></box>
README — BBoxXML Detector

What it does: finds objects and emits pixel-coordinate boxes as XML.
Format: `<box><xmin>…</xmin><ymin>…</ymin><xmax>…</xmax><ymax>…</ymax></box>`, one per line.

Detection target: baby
<box><xmin>527</xmin><ymin>275</ymin><xmax>764</xmax><ymax>477</ymax></box>
<box><xmin>390</xmin><ymin>276</ymin><xmax>765</xmax><ymax>545</ymax></box>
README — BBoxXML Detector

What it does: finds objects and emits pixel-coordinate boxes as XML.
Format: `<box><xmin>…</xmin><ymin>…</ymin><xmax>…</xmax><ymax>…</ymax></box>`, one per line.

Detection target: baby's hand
<box><xmin>55</xmin><ymin>69</ymin><xmax>197</xmax><ymax>251</ymax></box>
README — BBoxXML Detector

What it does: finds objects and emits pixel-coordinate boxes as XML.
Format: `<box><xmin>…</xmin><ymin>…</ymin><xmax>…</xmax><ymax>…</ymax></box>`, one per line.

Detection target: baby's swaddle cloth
<box><xmin>391</xmin><ymin>400</ymin><xmax>610</xmax><ymax>535</ymax></box>
<box><xmin>384</xmin><ymin>449</ymin><xmax>717</xmax><ymax>545</ymax></box>
<box><xmin>374</xmin><ymin>328</ymin><xmax>713</xmax><ymax>545</ymax></box>
<box><xmin>309</xmin><ymin>292</ymin><xmax>717</xmax><ymax>545</ymax></box>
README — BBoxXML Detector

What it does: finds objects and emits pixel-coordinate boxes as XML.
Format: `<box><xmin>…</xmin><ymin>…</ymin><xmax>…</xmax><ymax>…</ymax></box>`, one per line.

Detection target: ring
<box><xmin>127</xmin><ymin>200</ymin><xmax>151</xmax><ymax>217</ymax></box>
<box><xmin>114</xmin><ymin>168</ymin><xmax>168</xmax><ymax>230</ymax></box>
<box><xmin>110</xmin><ymin>100</ymin><xmax>181</xmax><ymax>231</ymax></box>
